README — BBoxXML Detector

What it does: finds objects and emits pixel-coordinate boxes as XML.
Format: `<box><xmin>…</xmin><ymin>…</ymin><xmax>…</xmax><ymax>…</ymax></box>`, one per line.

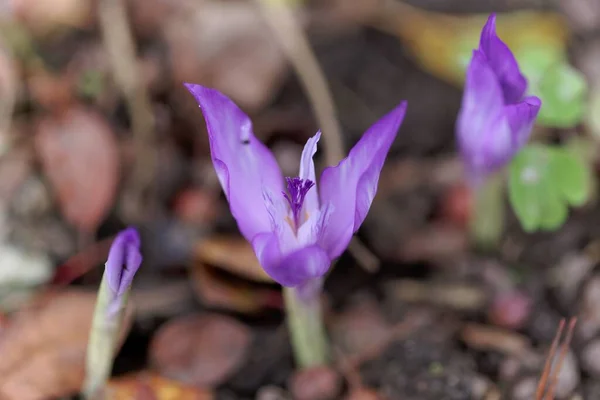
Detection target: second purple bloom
<box><xmin>457</xmin><ymin>13</ymin><xmax>541</xmax><ymax>183</ymax></box>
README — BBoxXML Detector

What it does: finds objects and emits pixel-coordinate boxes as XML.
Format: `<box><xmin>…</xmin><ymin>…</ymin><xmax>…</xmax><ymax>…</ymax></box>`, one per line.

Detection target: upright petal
<box><xmin>505</xmin><ymin>95</ymin><xmax>542</xmax><ymax>147</ymax></box>
<box><xmin>318</xmin><ymin>102</ymin><xmax>407</xmax><ymax>259</ymax></box>
<box><xmin>299</xmin><ymin>132</ymin><xmax>321</xmax><ymax>211</ymax></box>
<box><xmin>457</xmin><ymin>50</ymin><xmax>508</xmax><ymax>170</ymax></box>
<box><xmin>185</xmin><ymin>84</ymin><xmax>284</xmax><ymax>241</ymax></box>
<box><xmin>252</xmin><ymin>232</ymin><xmax>331</xmax><ymax>287</ymax></box>
<box><xmin>479</xmin><ymin>13</ymin><xmax>527</xmax><ymax>103</ymax></box>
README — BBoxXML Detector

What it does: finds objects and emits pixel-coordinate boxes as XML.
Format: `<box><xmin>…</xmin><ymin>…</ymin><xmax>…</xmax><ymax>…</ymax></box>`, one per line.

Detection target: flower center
<box><xmin>283</xmin><ymin>177</ymin><xmax>314</xmax><ymax>231</ymax></box>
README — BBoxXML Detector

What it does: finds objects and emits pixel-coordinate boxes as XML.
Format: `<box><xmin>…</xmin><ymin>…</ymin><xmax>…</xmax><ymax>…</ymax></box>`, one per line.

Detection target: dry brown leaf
<box><xmin>0</xmin><ymin>290</ymin><xmax>133</xmax><ymax>400</ymax></box>
<box><xmin>460</xmin><ymin>323</ymin><xmax>532</xmax><ymax>358</ymax></box>
<box><xmin>12</xmin><ymin>0</ymin><xmax>93</xmax><ymax>36</ymax></box>
<box><xmin>165</xmin><ymin>0</ymin><xmax>288</xmax><ymax>112</ymax></box>
<box><xmin>105</xmin><ymin>372</ymin><xmax>214</xmax><ymax>400</ymax></box>
<box><xmin>330</xmin><ymin>296</ymin><xmax>393</xmax><ymax>357</ymax></box>
<box><xmin>150</xmin><ymin>313</ymin><xmax>252</xmax><ymax>387</ymax></box>
<box><xmin>190</xmin><ymin>263</ymin><xmax>281</xmax><ymax>314</ymax></box>
<box><xmin>34</xmin><ymin>107</ymin><xmax>119</xmax><ymax>231</ymax></box>
<box><xmin>195</xmin><ymin>236</ymin><xmax>272</xmax><ymax>283</ymax></box>
<box><xmin>27</xmin><ymin>69</ymin><xmax>75</xmax><ymax>113</ymax></box>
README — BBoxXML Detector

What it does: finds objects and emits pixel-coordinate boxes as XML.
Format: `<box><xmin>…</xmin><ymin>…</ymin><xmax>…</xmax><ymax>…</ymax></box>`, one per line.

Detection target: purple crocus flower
<box><xmin>185</xmin><ymin>83</ymin><xmax>406</xmax><ymax>289</ymax></box>
<box><xmin>457</xmin><ymin>13</ymin><xmax>541</xmax><ymax>183</ymax></box>
<box><xmin>105</xmin><ymin>227</ymin><xmax>142</xmax><ymax>300</ymax></box>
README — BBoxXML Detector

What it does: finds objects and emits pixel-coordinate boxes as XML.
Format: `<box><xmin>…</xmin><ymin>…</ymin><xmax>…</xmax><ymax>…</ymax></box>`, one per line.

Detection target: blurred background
<box><xmin>1</xmin><ymin>0</ymin><xmax>600</xmax><ymax>399</ymax></box>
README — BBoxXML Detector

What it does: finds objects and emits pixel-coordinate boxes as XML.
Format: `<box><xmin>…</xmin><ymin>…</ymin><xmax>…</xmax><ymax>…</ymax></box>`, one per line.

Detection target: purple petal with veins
<box><xmin>185</xmin><ymin>83</ymin><xmax>406</xmax><ymax>288</ymax></box>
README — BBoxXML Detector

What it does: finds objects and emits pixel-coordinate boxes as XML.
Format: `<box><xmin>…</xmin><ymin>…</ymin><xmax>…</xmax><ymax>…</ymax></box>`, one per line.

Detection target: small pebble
<box><xmin>511</xmin><ymin>376</ymin><xmax>537</xmax><ymax>400</ymax></box>
<box><xmin>488</xmin><ymin>291</ymin><xmax>532</xmax><ymax>330</ymax></box>
<box><xmin>289</xmin><ymin>366</ymin><xmax>342</xmax><ymax>400</ymax></box>
<box><xmin>578</xmin><ymin>276</ymin><xmax>600</xmax><ymax>341</ymax></box>
<box><xmin>256</xmin><ymin>385</ymin><xmax>291</xmax><ymax>400</ymax></box>
<box><xmin>551</xmin><ymin>349</ymin><xmax>580</xmax><ymax>398</ymax></box>
<box><xmin>580</xmin><ymin>339</ymin><xmax>600</xmax><ymax>378</ymax></box>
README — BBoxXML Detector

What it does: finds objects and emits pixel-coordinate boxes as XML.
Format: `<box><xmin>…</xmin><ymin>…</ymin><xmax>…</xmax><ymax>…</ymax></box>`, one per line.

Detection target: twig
<box><xmin>256</xmin><ymin>0</ymin><xmax>380</xmax><ymax>272</ymax></box>
<box><xmin>536</xmin><ymin>317</ymin><xmax>577</xmax><ymax>400</ymax></box>
<box><xmin>544</xmin><ymin>317</ymin><xmax>576</xmax><ymax>400</ymax></box>
<box><xmin>98</xmin><ymin>0</ymin><xmax>156</xmax><ymax>221</ymax></box>
<box><xmin>255</xmin><ymin>0</ymin><xmax>343</xmax><ymax>164</ymax></box>
<box><xmin>0</xmin><ymin>36</ymin><xmax>17</xmax><ymax>156</ymax></box>
<box><xmin>536</xmin><ymin>319</ymin><xmax>564</xmax><ymax>400</ymax></box>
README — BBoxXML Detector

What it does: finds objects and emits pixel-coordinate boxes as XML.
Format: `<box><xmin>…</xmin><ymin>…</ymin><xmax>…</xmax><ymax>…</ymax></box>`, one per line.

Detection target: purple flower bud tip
<box><xmin>457</xmin><ymin>13</ymin><xmax>541</xmax><ymax>183</ymax></box>
<box><xmin>105</xmin><ymin>227</ymin><xmax>142</xmax><ymax>297</ymax></box>
<box><xmin>184</xmin><ymin>83</ymin><xmax>407</xmax><ymax>288</ymax></box>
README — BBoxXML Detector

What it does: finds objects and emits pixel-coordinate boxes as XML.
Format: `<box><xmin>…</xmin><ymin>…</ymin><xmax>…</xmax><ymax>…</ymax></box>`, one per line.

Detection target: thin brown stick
<box><xmin>256</xmin><ymin>0</ymin><xmax>381</xmax><ymax>272</ymax></box>
<box><xmin>255</xmin><ymin>0</ymin><xmax>343</xmax><ymax>164</ymax></box>
<box><xmin>535</xmin><ymin>317</ymin><xmax>577</xmax><ymax>400</ymax></box>
<box><xmin>536</xmin><ymin>319</ymin><xmax>565</xmax><ymax>400</ymax></box>
<box><xmin>0</xmin><ymin>36</ymin><xmax>17</xmax><ymax>156</ymax></box>
<box><xmin>544</xmin><ymin>317</ymin><xmax>577</xmax><ymax>400</ymax></box>
<box><xmin>98</xmin><ymin>0</ymin><xmax>156</xmax><ymax>221</ymax></box>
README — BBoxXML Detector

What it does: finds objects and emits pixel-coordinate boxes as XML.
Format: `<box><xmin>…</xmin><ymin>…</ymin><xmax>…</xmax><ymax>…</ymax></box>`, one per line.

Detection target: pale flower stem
<box><xmin>469</xmin><ymin>173</ymin><xmax>505</xmax><ymax>249</ymax></box>
<box><xmin>283</xmin><ymin>284</ymin><xmax>330</xmax><ymax>368</ymax></box>
<box><xmin>83</xmin><ymin>273</ymin><xmax>129</xmax><ymax>399</ymax></box>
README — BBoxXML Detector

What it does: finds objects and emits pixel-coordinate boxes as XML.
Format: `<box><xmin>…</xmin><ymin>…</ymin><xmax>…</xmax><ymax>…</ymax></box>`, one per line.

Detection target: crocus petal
<box><xmin>297</xmin><ymin>202</ymin><xmax>334</xmax><ymax>248</ymax></box>
<box><xmin>299</xmin><ymin>131</ymin><xmax>321</xmax><ymax>211</ymax></box>
<box><xmin>105</xmin><ymin>227</ymin><xmax>142</xmax><ymax>296</ymax></box>
<box><xmin>262</xmin><ymin>188</ymin><xmax>296</xmax><ymax>254</ymax></box>
<box><xmin>457</xmin><ymin>50</ymin><xmax>507</xmax><ymax>166</ymax></box>
<box><xmin>505</xmin><ymin>95</ymin><xmax>542</xmax><ymax>147</ymax></box>
<box><xmin>252</xmin><ymin>232</ymin><xmax>331</xmax><ymax>287</ymax></box>
<box><xmin>318</xmin><ymin>102</ymin><xmax>407</xmax><ymax>259</ymax></box>
<box><xmin>184</xmin><ymin>83</ymin><xmax>284</xmax><ymax>241</ymax></box>
<box><xmin>479</xmin><ymin>13</ymin><xmax>527</xmax><ymax>103</ymax></box>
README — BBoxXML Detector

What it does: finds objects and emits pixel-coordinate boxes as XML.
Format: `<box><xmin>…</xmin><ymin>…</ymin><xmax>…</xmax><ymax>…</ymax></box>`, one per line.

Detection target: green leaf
<box><xmin>537</xmin><ymin>177</ymin><xmax>568</xmax><ymax>231</ymax></box>
<box><xmin>514</xmin><ymin>44</ymin><xmax>564</xmax><ymax>88</ymax></box>
<box><xmin>548</xmin><ymin>147</ymin><xmax>590</xmax><ymax>206</ymax></box>
<box><xmin>535</xmin><ymin>62</ymin><xmax>588</xmax><ymax>128</ymax></box>
<box><xmin>507</xmin><ymin>143</ymin><xmax>590</xmax><ymax>233</ymax></box>
<box><xmin>508</xmin><ymin>145</ymin><xmax>547</xmax><ymax>232</ymax></box>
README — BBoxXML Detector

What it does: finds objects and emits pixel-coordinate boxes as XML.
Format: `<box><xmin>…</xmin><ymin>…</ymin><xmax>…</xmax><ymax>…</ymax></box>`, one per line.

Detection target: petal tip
<box><xmin>183</xmin><ymin>82</ymin><xmax>201</xmax><ymax>94</ymax></box>
<box><xmin>118</xmin><ymin>226</ymin><xmax>141</xmax><ymax>247</ymax></box>
<box><xmin>385</xmin><ymin>100</ymin><xmax>408</xmax><ymax>129</ymax></box>
<box><xmin>525</xmin><ymin>95</ymin><xmax>542</xmax><ymax>109</ymax></box>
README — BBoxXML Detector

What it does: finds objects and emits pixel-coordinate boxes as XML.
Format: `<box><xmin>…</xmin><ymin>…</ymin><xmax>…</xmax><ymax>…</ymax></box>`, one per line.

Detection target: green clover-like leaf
<box><xmin>508</xmin><ymin>143</ymin><xmax>591</xmax><ymax>233</ymax></box>
<box><xmin>514</xmin><ymin>44</ymin><xmax>564</xmax><ymax>88</ymax></box>
<box><xmin>508</xmin><ymin>145</ymin><xmax>550</xmax><ymax>232</ymax></box>
<box><xmin>535</xmin><ymin>62</ymin><xmax>588</xmax><ymax>128</ymax></box>
<box><xmin>548</xmin><ymin>146</ymin><xmax>590</xmax><ymax>206</ymax></box>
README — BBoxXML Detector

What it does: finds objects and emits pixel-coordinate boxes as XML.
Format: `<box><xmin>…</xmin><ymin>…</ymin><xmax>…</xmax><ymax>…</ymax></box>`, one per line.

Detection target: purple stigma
<box><xmin>283</xmin><ymin>177</ymin><xmax>315</xmax><ymax>229</ymax></box>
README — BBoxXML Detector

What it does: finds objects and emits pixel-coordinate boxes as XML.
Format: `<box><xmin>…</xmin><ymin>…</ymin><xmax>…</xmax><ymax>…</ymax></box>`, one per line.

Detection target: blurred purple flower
<box><xmin>457</xmin><ymin>13</ymin><xmax>541</xmax><ymax>183</ymax></box>
<box><xmin>105</xmin><ymin>227</ymin><xmax>142</xmax><ymax>297</ymax></box>
<box><xmin>185</xmin><ymin>83</ymin><xmax>406</xmax><ymax>288</ymax></box>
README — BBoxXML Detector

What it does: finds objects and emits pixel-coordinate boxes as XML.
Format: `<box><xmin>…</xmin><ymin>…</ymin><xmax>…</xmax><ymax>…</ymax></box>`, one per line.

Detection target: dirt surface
<box><xmin>1</xmin><ymin>0</ymin><xmax>600</xmax><ymax>399</ymax></box>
